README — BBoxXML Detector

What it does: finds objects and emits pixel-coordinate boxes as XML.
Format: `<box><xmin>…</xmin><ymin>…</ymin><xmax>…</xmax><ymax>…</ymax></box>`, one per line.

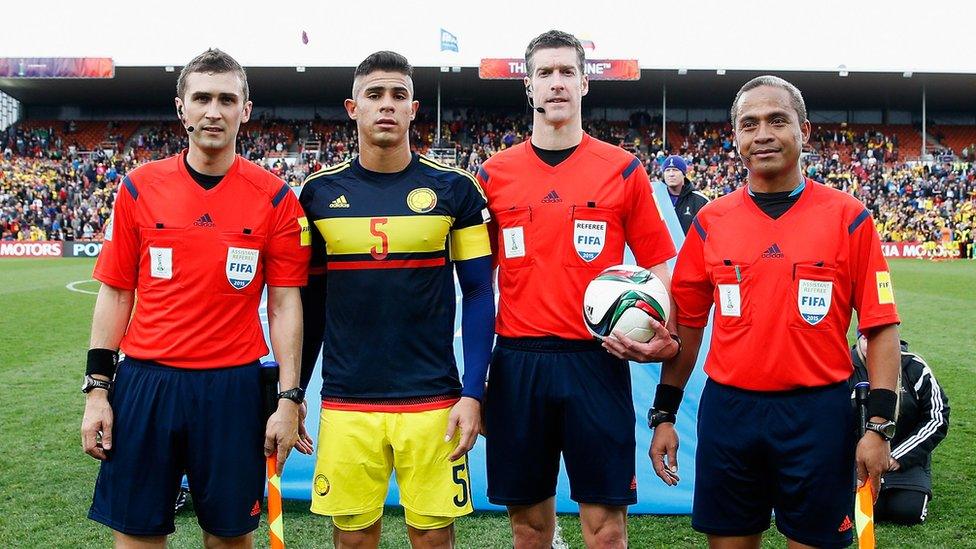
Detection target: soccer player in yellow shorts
<box><xmin>312</xmin><ymin>407</ymin><xmax>472</xmax><ymax>531</ymax></box>
<box><xmin>299</xmin><ymin>50</ymin><xmax>494</xmax><ymax>548</ymax></box>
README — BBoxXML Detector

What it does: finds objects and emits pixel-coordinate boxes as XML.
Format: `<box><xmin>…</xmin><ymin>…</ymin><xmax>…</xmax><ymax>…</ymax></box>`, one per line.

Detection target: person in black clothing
<box><xmin>851</xmin><ymin>334</ymin><xmax>950</xmax><ymax>525</ymax></box>
<box><xmin>661</xmin><ymin>155</ymin><xmax>709</xmax><ymax>235</ymax></box>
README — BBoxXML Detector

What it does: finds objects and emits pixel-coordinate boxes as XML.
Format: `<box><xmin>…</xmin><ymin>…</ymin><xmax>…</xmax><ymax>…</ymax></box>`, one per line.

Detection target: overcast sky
<box><xmin>3</xmin><ymin>0</ymin><xmax>975</xmax><ymax>74</ymax></box>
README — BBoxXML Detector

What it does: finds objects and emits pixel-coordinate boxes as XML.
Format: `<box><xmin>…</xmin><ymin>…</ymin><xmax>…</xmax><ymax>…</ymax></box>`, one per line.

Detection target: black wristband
<box><xmin>86</xmin><ymin>348</ymin><xmax>119</xmax><ymax>378</ymax></box>
<box><xmin>652</xmin><ymin>383</ymin><xmax>684</xmax><ymax>414</ymax></box>
<box><xmin>866</xmin><ymin>388</ymin><xmax>898</xmax><ymax>421</ymax></box>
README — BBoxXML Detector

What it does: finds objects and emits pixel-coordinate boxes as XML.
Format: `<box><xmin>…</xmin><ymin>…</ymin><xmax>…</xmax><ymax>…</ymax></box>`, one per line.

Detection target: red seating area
<box><xmin>931</xmin><ymin>125</ymin><xmax>976</xmax><ymax>157</ymax></box>
<box><xmin>108</xmin><ymin>121</ymin><xmax>142</xmax><ymax>148</ymax></box>
<box><xmin>803</xmin><ymin>123</ymin><xmax>919</xmax><ymax>163</ymax></box>
<box><xmin>242</xmin><ymin>120</ymin><xmax>297</xmax><ymax>142</ymax></box>
<box><xmin>665</xmin><ymin>125</ymin><xmax>685</xmax><ymax>151</ymax></box>
<box><xmin>19</xmin><ymin>120</ymin><xmax>114</xmax><ymax>151</ymax></box>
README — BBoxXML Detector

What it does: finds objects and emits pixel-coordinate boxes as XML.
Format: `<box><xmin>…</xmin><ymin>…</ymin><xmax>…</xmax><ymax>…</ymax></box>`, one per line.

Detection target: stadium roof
<box><xmin>3</xmin><ymin>67</ymin><xmax>975</xmax><ymax>115</ymax></box>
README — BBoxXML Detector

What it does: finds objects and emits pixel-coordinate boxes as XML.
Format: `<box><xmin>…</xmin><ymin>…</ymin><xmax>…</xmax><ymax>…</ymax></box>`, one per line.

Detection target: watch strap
<box><xmin>82</xmin><ymin>375</ymin><xmax>113</xmax><ymax>394</ymax></box>
<box><xmin>865</xmin><ymin>420</ymin><xmax>896</xmax><ymax>441</ymax></box>
<box><xmin>278</xmin><ymin>387</ymin><xmax>305</xmax><ymax>404</ymax></box>
<box><xmin>647</xmin><ymin>408</ymin><xmax>677</xmax><ymax>429</ymax></box>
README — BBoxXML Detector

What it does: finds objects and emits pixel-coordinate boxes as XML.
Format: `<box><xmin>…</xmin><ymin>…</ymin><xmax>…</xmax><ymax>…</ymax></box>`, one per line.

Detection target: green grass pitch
<box><xmin>0</xmin><ymin>258</ymin><xmax>972</xmax><ymax>548</ymax></box>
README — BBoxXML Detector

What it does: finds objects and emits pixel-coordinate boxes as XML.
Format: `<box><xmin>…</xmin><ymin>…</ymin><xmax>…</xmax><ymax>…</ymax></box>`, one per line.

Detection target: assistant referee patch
<box><xmin>876</xmin><ymin>271</ymin><xmax>894</xmax><ymax>304</ymax></box>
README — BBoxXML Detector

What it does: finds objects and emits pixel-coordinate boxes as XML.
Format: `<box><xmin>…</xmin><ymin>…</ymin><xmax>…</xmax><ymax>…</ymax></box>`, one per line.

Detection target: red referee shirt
<box><xmin>94</xmin><ymin>152</ymin><xmax>310</xmax><ymax>368</ymax></box>
<box><xmin>478</xmin><ymin>133</ymin><xmax>676</xmax><ymax>340</ymax></box>
<box><xmin>671</xmin><ymin>180</ymin><xmax>900</xmax><ymax>390</ymax></box>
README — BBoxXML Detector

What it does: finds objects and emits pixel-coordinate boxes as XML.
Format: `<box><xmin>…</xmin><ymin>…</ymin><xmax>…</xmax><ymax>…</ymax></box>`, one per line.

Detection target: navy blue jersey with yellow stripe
<box><xmin>300</xmin><ymin>153</ymin><xmax>490</xmax><ymax>400</ymax></box>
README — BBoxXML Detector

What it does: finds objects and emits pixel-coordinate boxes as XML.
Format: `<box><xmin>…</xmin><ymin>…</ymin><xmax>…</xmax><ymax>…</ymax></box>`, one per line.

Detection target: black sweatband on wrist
<box><xmin>866</xmin><ymin>388</ymin><xmax>898</xmax><ymax>421</ymax></box>
<box><xmin>86</xmin><ymin>348</ymin><xmax>119</xmax><ymax>378</ymax></box>
<box><xmin>652</xmin><ymin>383</ymin><xmax>684</xmax><ymax>414</ymax></box>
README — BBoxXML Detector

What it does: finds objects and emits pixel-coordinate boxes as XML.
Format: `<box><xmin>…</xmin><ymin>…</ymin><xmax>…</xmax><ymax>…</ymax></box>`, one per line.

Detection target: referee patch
<box><xmin>876</xmin><ymin>271</ymin><xmax>894</xmax><ymax>304</ymax></box>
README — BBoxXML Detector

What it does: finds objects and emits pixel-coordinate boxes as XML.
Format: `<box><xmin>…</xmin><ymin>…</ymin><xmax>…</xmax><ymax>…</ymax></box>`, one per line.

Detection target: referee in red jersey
<box><xmin>80</xmin><ymin>49</ymin><xmax>311</xmax><ymax>548</ymax></box>
<box><xmin>478</xmin><ymin>30</ymin><xmax>679</xmax><ymax>548</ymax></box>
<box><xmin>646</xmin><ymin>76</ymin><xmax>901</xmax><ymax>548</ymax></box>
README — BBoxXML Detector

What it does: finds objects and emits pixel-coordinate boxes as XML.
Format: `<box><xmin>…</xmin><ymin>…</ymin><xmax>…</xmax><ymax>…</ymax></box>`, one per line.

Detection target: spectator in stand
<box><xmin>661</xmin><ymin>154</ymin><xmax>710</xmax><ymax>235</ymax></box>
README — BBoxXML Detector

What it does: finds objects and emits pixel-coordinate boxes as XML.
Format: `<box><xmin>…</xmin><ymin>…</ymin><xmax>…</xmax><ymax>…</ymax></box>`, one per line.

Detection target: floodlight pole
<box><xmin>921</xmin><ymin>83</ymin><xmax>926</xmax><ymax>160</ymax></box>
<box><xmin>662</xmin><ymin>82</ymin><xmax>667</xmax><ymax>153</ymax></box>
<box><xmin>436</xmin><ymin>73</ymin><xmax>442</xmax><ymax>146</ymax></box>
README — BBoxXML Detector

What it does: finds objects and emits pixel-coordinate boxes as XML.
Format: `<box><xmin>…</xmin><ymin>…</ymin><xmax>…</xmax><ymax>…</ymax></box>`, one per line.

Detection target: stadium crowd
<box><xmin>2</xmin><ymin>115</ymin><xmax>974</xmax><ymax>255</ymax></box>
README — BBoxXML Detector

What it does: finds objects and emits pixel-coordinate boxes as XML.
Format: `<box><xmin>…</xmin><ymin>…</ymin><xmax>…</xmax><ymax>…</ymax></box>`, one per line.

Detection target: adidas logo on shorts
<box><xmin>837</xmin><ymin>514</ymin><xmax>853</xmax><ymax>532</ymax></box>
<box><xmin>329</xmin><ymin>195</ymin><xmax>350</xmax><ymax>208</ymax></box>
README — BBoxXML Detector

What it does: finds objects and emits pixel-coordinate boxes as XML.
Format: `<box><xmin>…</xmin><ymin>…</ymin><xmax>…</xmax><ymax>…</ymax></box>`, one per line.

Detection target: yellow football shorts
<box><xmin>310</xmin><ymin>406</ymin><xmax>474</xmax><ymax>530</ymax></box>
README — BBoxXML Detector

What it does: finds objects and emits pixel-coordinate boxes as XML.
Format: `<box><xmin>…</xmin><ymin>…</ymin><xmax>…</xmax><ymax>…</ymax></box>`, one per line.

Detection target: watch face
<box><xmin>82</xmin><ymin>377</ymin><xmax>97</xmax><ymax>393</ymax></box>
<box><xmin>869</xmin><ymin>421</ymin><xmax>896</xmax><ymax>439</ymax></box>
<box><xmin>82</xmin><ymin>376</ymin><xmax>110</xmax><ymax>393</ymax></box>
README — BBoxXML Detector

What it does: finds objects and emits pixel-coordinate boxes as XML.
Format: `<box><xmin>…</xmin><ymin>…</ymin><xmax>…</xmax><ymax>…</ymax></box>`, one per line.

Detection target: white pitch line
<box><xmin>553</xmin><ymin>523</ymin><xmax>569</xmax><ymax>549</ymax></box>
<box><xmin>66</xmin><ymin>279</ymin><xmax>99</xmax><ymax>295</ymax></box>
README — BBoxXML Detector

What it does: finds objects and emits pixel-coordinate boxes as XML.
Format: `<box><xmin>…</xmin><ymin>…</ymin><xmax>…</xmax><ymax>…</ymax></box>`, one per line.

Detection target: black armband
<box><xmin>86</xmin><ymin>348</ymin><xmax>119</xmax><ymax>378</ymax></box>
<box><xmin>652</xmin><ymin>383</ymin><xmax>684</xmax><ymax>414</ymax></box>
<box><xmin>866</xmin><ymin>388</ymin><xmax>898</xmax><ymax>421</ymax></box>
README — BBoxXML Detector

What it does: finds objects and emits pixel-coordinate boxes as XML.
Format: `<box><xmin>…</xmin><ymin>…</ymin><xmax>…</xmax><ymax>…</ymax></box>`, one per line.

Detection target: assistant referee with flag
<box><xmin>635</xmin><ymin>75</ymin><xmax>902</xmax><ymax>548</ymax></box>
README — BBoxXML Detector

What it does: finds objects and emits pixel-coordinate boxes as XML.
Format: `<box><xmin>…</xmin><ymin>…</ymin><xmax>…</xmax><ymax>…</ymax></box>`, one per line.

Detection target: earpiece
<box><xmin>525</xmin><ymin>85</ymin><xmax>544</xmax><ymax>114</ymax></box>
<box><xmin>178</xmin><ymin>105</ymin><xmax>194</xmax><ymax>133</ymax></box>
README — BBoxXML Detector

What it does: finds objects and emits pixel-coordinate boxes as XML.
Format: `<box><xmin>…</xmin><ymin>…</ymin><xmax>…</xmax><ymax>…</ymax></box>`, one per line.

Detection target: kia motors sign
<box><xmin>0</xmin><ymin>241</ymin><xmax>63</xmax><ymax>257</ymax></box>
<box><xmin>479</xmin><ymin>58</ymin><xmax>640</xmax><ymax>80</ymax></box>
<box><xmin>881</xmin><ymin>242</ymin><xmax>962</xmax><ymax>259</ymax></box>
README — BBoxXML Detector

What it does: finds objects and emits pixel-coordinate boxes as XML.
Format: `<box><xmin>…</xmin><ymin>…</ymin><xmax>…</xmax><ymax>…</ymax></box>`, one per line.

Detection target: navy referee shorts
<box><xmin>485</xmin><ymin>337</ymin><xmax>637</xmax><ymax>507</ymax></box>
<box><xmin>88</xmin><ymin>357</ymin><xmax>265</xmax><ymax>537</ymax></box>
<box><xmin>693</xmin><ymin>378</ymin><xmax>857</xmax><ymax>548</ymax></box>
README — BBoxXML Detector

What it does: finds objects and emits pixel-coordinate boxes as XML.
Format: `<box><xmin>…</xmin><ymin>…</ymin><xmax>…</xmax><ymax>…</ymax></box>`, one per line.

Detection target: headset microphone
<box><xmin>525</xmin><ymin>86</ymin><xmax>545</xmax><ymax>114</ymax></box>
<box><xmin>178</xmin><ymin>106</ymin><xmax>194</xmax><ymax>133</ymax></box>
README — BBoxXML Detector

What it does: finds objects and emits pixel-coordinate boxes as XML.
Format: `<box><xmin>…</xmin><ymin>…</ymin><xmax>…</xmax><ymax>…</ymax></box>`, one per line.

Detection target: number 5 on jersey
<box><xmin>370</xmin><ymin>217</ymin><xmax>389</xmax><ymax>260</ymax></box>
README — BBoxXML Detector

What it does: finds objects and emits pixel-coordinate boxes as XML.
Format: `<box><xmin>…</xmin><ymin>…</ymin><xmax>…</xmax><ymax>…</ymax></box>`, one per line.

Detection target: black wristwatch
<box><xmin>278</xmin><ymin>387</ymin><xmax>306</xmax><ymax>404</ymax></box>
<box><xmin>647</xmin><ymin>408</ymin><xmax>677</xmax><ymax>429</ymax></box>
<box><xmin>82</xmin><ymin>375</ymin><xmax>113</xmax><ymax>394</ymax></box>
<box><xmin>865</xmin><ymin>420</ymin><xmax>896</xmax><ymax>441</ymax></box>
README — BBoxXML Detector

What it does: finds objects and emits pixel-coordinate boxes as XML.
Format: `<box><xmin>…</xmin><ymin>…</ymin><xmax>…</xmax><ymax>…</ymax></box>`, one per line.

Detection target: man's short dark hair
<box><xmin>176</xmin><ymin>48</ymin><xmax>248</xmax><ymax>101</ymax></box>
<box><xmin>355</xmin><ymin>50</ymin><xmax>413</xmax><ymax>79</ymax></box>
<box><xmin>524</xmin><ymin>30</ymin><xmax>585</xmax><ymax>75</ymax></box>
<box><xmin>730</xmin><ymin>75</ymin><xmax>807</xmax><ymax>128</ymax></box>
<box><xmin>352</xmin><ymin>51</ymin><xmax>413</xmax><ymax>96</ymax></box>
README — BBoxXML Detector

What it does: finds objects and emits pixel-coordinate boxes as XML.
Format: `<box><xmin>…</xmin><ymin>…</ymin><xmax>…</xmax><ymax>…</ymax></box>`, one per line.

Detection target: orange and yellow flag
<box><xmin>855</xmin><ymin>480</ymin><xmax>875</xmax><ymax>549</ymax></box>
<box><xmin>267</xmin><ymin>455</ymin><xmax>285</xmax><ymax>549</ymax></box>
